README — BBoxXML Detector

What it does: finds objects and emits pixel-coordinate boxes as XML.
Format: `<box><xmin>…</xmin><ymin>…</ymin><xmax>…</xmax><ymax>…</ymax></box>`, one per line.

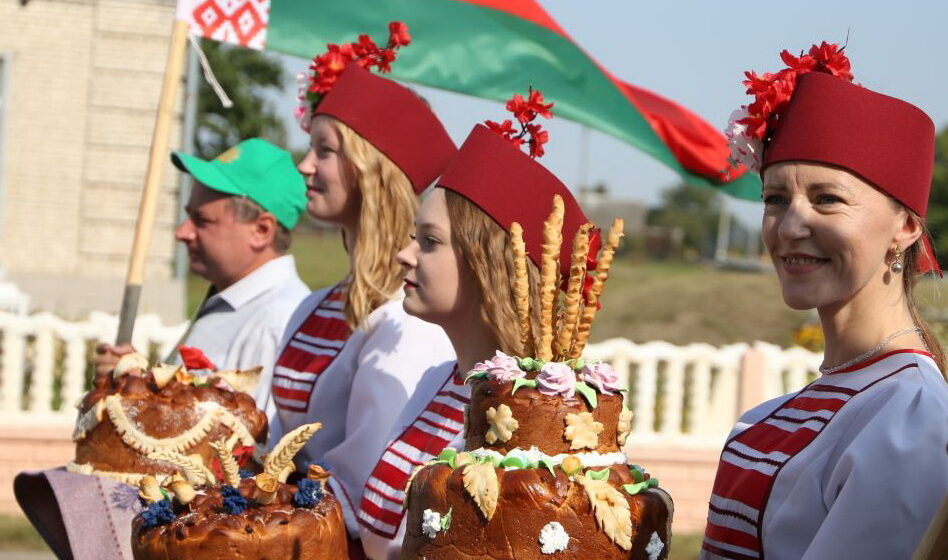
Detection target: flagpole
<box><xmin>116</xmin><ymin>18</ymin><xmax>190</xmax><ymax>345</ymax></box>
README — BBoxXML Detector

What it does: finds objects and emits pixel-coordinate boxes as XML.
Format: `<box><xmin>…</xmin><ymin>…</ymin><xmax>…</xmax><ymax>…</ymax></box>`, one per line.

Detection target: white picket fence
<box><xmin>0</xmin><ymin>312</ymin><xmax>822</xmax><ymax>445</ymax></box>
<box><xmin>0</xmin><ymin>311</ymin><xmax>187</xmax><ymax>424</ymax></box>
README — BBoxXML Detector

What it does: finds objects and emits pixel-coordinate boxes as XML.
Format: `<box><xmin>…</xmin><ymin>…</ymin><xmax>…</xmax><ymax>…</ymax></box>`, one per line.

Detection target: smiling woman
<box><xmin>702</xmin><ymin>44</ymin><xmax>948</xmax><ymax>560</ymax></box>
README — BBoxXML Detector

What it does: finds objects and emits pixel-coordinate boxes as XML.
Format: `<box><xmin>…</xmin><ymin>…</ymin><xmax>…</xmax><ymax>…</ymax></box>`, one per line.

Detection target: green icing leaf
<box><xmin>517</xmin><ymin>357</ymin><xmax>545</xmax><ymax>371</ymax></box>
<box><xmin>574</xmin><ymin>381</ymin><xmax>598</xmax><ymax>409</ymax></box>
<box><xmin>511</xmin><ymin>378</ymin><xmax>538</xmax><ymax>395</ymax></box>
<box><xmin>464</xmin><ymin>370</ymin><xmax>488</xmax><ymax>383</ymax></box>
<box><xmin>622</xmin><ymin>481</ymin><xmax>649</xmax><ymax>495</ymax></box>
<box><xmin>629</xmin><ymin>466</ymin><xmax>645</xmax><ymax>483</ymax></box>
<box><xmin>587</xmin><ymin>467</ymin><xmax>611</xmax><ymax>481</ymax></box>
<box><xmin>440</xmin><ymin>507</ymin><xmax>453</xmax><ymax>531</ymax></box>
<box><xmin>500</xmin><ymin>456</ymin><xmax>529</xmax><ymax>469</ymax></box>
<box><xmin>567</xmin><ymin>358</ymin><xmax>587</xmax><ymax>370</ymax></box>
<box><xmin>539</xmin><ymin>458</ymin><xmax>556</xmax><ymax>477</ymax></box>
<box><xmin>476</xmin><ymin>454</ymin><xmax>502</xmax><ymax>467</ymax></box>
<box><xmin>435</xmin><ymin>448</ymin><xmax>458</xmax><ymax>469</ymax></box>
<box><xmin>622</xmin><ymin>477</ymin><xmax>659</xmax><ymax>496</ymax></box>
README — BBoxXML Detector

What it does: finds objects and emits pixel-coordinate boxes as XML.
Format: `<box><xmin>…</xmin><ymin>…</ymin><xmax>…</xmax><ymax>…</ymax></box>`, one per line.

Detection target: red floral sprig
<box><xmin>296</xmin><ymin>22</ymin><xmax>412</xmax><ymax>131</ymax></box>
<box><xmin>739</xmin><ymin>42</ymin><xmax>853</xmax><ymax>143</ymax></box>
<box><xmin>726</xmin><ymin>41</ymin><xmax>853</xmax><ymax>171</ymax></box>
<box><xmin>485</xmin><ymin>88</ymin><xmax>554</xmax><ymax>158</ymax></box>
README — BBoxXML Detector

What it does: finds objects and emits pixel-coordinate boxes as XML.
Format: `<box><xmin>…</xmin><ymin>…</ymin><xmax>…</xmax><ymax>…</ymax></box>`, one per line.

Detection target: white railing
<box><xmin>0</xmin><ymin>311</ymin><xmax>187</xmax><ymax>424</ymax></box>
<box><xmin>585</xmin><ymin>338</ymin><xmax>821</xmax><ymax>449</ymax></box>
<box><xmin>0</xmin><ymin>312</ymin><xmax>822</xmax><ymax>447</ymax></box>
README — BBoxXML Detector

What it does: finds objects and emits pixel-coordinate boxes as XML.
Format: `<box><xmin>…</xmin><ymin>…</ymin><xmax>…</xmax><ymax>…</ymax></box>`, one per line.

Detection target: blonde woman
<box><xmin>269</xmin><ymin>29</ymin><xmax>457</xmax><ymax>554</ymax></box>
<box><xmin>356</xmin><ymin>94</ymin><xmax>594</xmax><ymax>558</ymax></box>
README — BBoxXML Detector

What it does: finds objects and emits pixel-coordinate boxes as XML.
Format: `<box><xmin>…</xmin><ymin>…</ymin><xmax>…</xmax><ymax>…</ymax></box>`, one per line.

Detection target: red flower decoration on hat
<box><xmin>725</xmin><ymin>41</ymin><xmax>853</xmax><ymax>172</ymax></box>
<box><xmin>485</xmin><ymin>87</ymin><xmax>554</xmax><ymax>159</ymax></box>
<box><xmin>295</xmin><ymin>22</ymin><xmax>412</xmax><ymax>132</ymax></box>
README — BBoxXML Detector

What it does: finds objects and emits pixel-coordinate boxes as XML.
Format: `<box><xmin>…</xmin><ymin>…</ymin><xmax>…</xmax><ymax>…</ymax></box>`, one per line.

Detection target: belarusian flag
<box><xmin>176</xmin><ymin>0</ymin><xmax>760</xmax><ymax>200</ymax></box>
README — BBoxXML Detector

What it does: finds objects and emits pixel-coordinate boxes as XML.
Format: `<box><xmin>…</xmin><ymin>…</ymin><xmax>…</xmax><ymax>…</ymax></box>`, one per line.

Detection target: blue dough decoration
<box><xmin>238</xmin><ymin>469</ymin><xmax>253</xmax><ymax>479</ymax></box>
<box><xmin>220</xmin><ymin>485</ymin><xmax>248</xmax><ymax>515</ymax></box>
<box><xmin>293</xmin><ymin>479</ymin><xmax>324</xmax><ymax>508</ymax></box>
<box><xmin>140</xmin><ymin>499</ymin><xmax>175</xmax><ymax>529</ymax></box>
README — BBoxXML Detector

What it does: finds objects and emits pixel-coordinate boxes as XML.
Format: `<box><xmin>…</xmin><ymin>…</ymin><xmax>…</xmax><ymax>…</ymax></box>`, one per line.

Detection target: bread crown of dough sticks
<box><xmin>511</xmin><ymin>195</ymin><xmax>624</xmax><ymax>361</ymax></box>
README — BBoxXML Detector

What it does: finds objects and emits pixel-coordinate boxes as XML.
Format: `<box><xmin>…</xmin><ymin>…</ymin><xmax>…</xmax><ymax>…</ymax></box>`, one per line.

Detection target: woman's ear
<box><xmin>894</xmin><ymin>209</ymin><xmax>924</xmax><ymax>252</ymax></box>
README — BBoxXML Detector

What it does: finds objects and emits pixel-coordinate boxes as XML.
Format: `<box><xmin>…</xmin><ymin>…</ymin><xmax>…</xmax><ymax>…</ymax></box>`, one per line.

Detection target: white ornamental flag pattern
<box><xmin>176</xmin><ymin>0</ymin><xmax>270</xmax><ymax>50</ymax></box>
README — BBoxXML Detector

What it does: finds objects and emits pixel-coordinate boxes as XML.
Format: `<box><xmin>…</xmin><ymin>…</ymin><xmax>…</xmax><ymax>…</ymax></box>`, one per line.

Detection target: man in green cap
<box><xmin>95</xmin><ymin>138</ymin><xmax>309</xmax><ymax>431</ymax></box>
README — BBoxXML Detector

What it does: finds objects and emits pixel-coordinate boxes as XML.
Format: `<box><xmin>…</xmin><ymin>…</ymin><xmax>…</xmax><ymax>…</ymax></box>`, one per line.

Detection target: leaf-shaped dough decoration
<box><xmin>462</xmin><ymin>461</ymin><xmax>500</xmax><ymax>521</ymax></box>
<box><xmin>576</xmin><ymin>474</ymin><xmax>633</xmax><ymax>550</ymax></box>
<box><xmin>465</xmin><ymin>370</ymin><xmax>489</xmax><ymax>383</ymax></box>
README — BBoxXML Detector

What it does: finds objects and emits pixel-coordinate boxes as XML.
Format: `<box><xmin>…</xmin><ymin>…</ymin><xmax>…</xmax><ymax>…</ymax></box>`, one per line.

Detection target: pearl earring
<box><xmin>890</xmin><ymin>245</ymin><xmax>904</xmax><ymax>274</ymax></box>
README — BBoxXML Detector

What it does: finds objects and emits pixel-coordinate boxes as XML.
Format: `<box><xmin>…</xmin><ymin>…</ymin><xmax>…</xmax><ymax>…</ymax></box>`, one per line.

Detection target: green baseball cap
<box><xmin>171</xmin><ymin>138</ymin><xmax>307</xmax><ymax>229</ymax></box>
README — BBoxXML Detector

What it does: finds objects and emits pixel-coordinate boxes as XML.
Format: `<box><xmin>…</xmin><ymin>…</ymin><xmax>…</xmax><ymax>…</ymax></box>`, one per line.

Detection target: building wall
<box><xmin>0</xmin><ymin>0</ymin><xmax>185</xmax><ymax>322</ymax></box>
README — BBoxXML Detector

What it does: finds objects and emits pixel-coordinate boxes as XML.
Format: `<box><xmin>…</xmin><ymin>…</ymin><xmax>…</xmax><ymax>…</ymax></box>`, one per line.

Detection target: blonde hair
<box><xmin>445</xmin><ymin>190</ymin><xmax>541</xmax><ymax>355</ymax></box>
<box><xmin>900</xmin><ymin>215</ymin><xmax>947</xmax><ymax>377</ymax></box>
<box><xmin>333</xmin><ymin>119</ymin><xmax>418</xmax><ymax>328</ymax></box>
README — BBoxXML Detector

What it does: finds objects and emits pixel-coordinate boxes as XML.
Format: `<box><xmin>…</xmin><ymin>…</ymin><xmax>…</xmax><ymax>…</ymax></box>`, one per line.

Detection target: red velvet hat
<box><xmin>314</xmin><ymin>65</ymin><xmax>457</xmax><ymax>192</ymax></box>
<box><xmin>437</xmin><ymin>124</ymin><xmax>596</xmax><ymax>276</ymax></box>
<box><xmin>761</xmin><ymin>72</ymin><xmax>939</xmax><ymax>274</ymax></box>
<box><xmin>295</xmin><ymin>22</ymin><xmax>455</xmax><ymax>193</ymax></box>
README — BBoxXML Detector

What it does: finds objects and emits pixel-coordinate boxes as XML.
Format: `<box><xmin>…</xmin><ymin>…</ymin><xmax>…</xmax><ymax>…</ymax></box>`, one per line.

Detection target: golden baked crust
<box><xmin>74</xmin><ymin>371</ymin><xmax>267</xmax><ymax>478</ymax></box>
<box><xmin>465</xmin><ymin>378</ymin><xmax>624</xmax><ymax>455</ymax></box>
<box><xmin>402</xmin><ymin>464</ymin><xmax>670</xmax><ymax>560</ymax></box>
<box><xmin>131</xmin><ymin>478</ymin><xmax>348</xmax><ymax>560</ymax></box>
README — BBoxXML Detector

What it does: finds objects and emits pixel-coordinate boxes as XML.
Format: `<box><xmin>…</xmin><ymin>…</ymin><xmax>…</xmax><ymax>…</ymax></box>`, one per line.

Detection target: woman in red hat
<box><xmin>701</xmin><ymin>43</ymin><xmax>948</xmax><ymax>560</ymax></box>
<box><xmin>353</xmin><ymin>90</ymin><xmax>602</xmax><ymax>558</ymax></box>
<box><xmin>267</xmin><ymin>23</ymin><xmax>457</xmax><ymax>551</ymax></box>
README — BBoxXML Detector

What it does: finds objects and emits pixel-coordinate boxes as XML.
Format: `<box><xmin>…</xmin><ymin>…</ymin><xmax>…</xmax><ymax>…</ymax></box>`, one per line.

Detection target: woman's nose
<box><xmin>297</xmin><ymin>149</ymin><xmax>317</xmax><ymax>177</ymax></box>
<box><xmin>778</xmin><ymin>200</ymin><xmax>813</xmax><ymax>241</ymax></box>
<box><xmin>395</xmin><ymin>241</ymin><xmax>417</xmax><ymax>269</ymax></box>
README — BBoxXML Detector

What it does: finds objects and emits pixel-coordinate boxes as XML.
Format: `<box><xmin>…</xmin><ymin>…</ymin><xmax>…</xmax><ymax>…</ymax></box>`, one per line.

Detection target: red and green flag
<box><xmin>177</xmin><ymin>0</ymin><xmax>760</xmax><ymax>200</ymax></box>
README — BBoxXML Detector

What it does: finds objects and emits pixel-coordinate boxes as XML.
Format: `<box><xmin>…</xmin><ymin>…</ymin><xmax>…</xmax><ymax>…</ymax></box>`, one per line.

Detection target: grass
<box><xmin>0</xmin><ymin>515</ymin><xmax>46</xmax><ymax>551</ymax></box>
<box><xmin>670</xmin><ymin>533</ymin><xmax>704</xmax><ymax>560</ymax></box>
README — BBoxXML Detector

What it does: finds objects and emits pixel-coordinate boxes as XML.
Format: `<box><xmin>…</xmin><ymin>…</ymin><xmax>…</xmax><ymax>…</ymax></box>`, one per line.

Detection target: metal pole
<box><xmin>715</xmin><ymin>194</ymin><xmax>731</xmax><ymax>263</ymax></box>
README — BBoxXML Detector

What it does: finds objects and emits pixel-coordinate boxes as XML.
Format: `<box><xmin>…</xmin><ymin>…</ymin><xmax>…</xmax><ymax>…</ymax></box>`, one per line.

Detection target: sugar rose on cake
<box><xmin>401</xmin><ymin>194</ymin><xmax>674</xmax><ymax>559</ymax></box>
<box><xmin>131</xmin><ymin>423</ymin><xmax>348</xmax><ymax>560</ymax></box>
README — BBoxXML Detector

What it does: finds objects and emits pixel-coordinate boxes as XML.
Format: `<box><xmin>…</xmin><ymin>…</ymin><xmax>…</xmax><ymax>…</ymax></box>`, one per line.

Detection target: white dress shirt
<box><xmin>271</xmin><ymin>288</ymin><xmax>456</xmax><ymax>537</ymax></box>
<box><xmin>174</xmin><ymin>255</ymin><xmax>309</xmax><ymax>437</ymax></box>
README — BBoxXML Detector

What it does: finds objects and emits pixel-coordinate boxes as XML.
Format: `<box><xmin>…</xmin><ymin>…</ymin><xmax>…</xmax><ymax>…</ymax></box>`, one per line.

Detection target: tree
<box><xmin>927</xmin><ymin>126</ymin><xmax>948</xmax><ymax>268</ymax></box>
<box><xmin>195</xmin><ymin>40</ymin><xmax>288</xmax><ymax>159</ymax></box>
<box><xmin>647</xmin><ymin>183</ymin><xmax>721</xmax><ymax>258</ymax></box>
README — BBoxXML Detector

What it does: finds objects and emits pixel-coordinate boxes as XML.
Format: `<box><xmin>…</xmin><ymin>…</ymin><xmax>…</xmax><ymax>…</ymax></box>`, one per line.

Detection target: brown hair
<box><xmin>333</xmin><ymin>118</ymin><xmax>418</xmax><ymax>328</ymax></box>
<box><xmin>228</xmin><ymin>197</ymin><xmax>292</xmax><ymax>253</ymax></box>
<box><xmin>900</xmin><ymin>216</ymin><xmax>947</xmax><ymax>377</ymax></box>
<box><xmin>444</xmin><ymin>190</ymin><xmax>541</xmax><ymax>355</ymax></box>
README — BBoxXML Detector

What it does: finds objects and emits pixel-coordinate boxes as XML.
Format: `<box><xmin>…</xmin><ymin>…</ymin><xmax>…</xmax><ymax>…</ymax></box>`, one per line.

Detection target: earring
<box><xmin>890</xmin><ymin>245</ymin><xmax>904</xmax><ymax>274</ymax></box>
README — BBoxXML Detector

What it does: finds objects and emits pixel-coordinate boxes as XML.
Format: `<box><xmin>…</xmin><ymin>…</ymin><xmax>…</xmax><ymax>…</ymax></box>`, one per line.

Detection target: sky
<box><xmin>272</xmin><ymin>0</ymin><xmax>948</xmax><ymax>230</ymax></box>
